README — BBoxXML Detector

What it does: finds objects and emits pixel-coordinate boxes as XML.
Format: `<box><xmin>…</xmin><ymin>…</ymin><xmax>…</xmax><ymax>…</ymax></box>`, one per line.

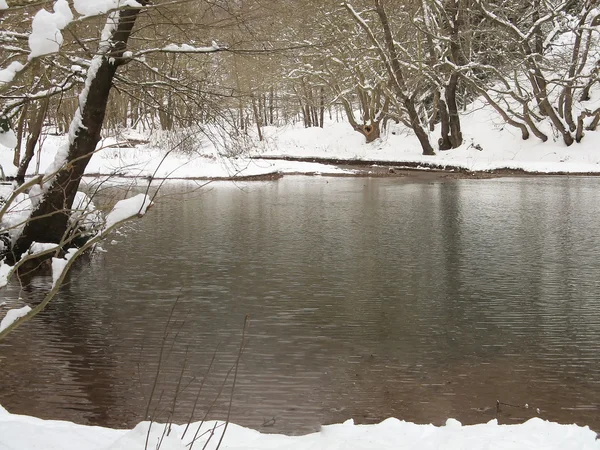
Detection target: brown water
<box><xmin>0</xmin><ymin>176</ymin><xmax>599</xmax><ymax>434</ymax></box>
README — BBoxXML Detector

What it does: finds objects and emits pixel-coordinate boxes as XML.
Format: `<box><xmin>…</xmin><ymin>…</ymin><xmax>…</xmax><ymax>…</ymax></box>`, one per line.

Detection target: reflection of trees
<box><xmin>0</xmin><ymin>259</ymin><xmax>128</xmax><ymax>427</ymax></box>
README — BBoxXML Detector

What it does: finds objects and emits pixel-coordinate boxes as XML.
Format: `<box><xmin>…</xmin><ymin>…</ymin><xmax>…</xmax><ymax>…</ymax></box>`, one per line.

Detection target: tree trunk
<box><xmin>10</xmin><ymin>6</ymin><xmax>146</xmax><ymax>261</ymax></box>
<box><xmin>438</xmin><ymin>97</ymin><xmax>452</xmax><ymax>150</ymax></box>
<box><xmin>429</xmin><ymin>90</ymin><xmax>440</xmax><ymax>132</ymax></box>
<box><xmin>373</xmin><ymin>0</ymin><xmax>434</xmax><ymax>155</ymax></box>
<box><xmin>251</xmin><ymin>96</ymin><xmax>263</xmax><ymax>141</ymax></box>
<box><xmin>268</xmin><ymin>87</ymin><xmax>274</xmax><ymax>125</ymax></box>
<box><xmin>446</xmin><ymin>74</ymin><xmax>463</xmax><ymax>148</ymax></box>
<box><xmin>356</xmin><ymin>122</ymin><xmax>381</xmax><ymax>143</ymax></box>
<box><xmin>13</xmin><ymin>103</ymin><xmax>28</xmax><ymax>167</ymax></box>
<box><xmin>319</xmin><ymin>87</ymin><xmax>325</xmax><ymax>128</ymax></box>
<box><xmin>444</xmin><ymin>0</ymin><xmax>464</xmax><ymax>149</ymax></box>
<box><xmin>17</xmin><ymin>98</ymin><xmax>49</xmax><ymax>185</ymax></box>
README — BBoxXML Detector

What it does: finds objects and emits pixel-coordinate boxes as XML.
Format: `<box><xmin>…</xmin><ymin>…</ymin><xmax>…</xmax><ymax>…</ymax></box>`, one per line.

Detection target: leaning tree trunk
<box><xmin>10</xmin><ymin>6</ymin><xmax>146</xmax><ymax>262</ymax></box>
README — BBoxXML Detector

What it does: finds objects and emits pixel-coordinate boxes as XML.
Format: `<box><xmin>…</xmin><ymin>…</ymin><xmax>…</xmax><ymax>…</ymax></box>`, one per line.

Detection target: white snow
<box><xmin>162</xmin><ymin>43</ymin><xmax>220</xmax><ymax>53</ymax></box>
<box><xmin>51</xmin><ymin>247</ymin><xmax>77</xmax><ymax>288</ymax></box>
<box><xmin>73</xmin><ymin>0</ymin><xmax>142</xmax><ymax>17</ymax></box>
<box><xmin>0</xmin><ymin>0</ymin><xmax>8</xmax><ymax>10</ymax></box>
<box><xmin>0</xmin><ymin>305</ymin><xmax>31</xmax><ymax>333</ymax></box>
<box><xmin>28</xmin><ymin>0</ymin><xmax>73</xmax><ymax>58</ymax></box>
<box><xmin>0</xmin><ymin>408</ymin><xmax>598</xmax><ymax>450</ymax></box>
<box><xmin>251</xmin><ymin>101</ymin><xmax>600</xmax><ymax>174</ymax></box>
<box><xmin>7</xmin><ymin>113</ymin><xmax>600</xmax><ymax>181</ymax></box>
<box><xmin>0</xmin><ymin>61</ymin><xmax>24</xmax><ymax>85</ymax></box>
<box><xmin>0</xmin><ymin>190</ymin><xmax>33</xmax><ymax>245</ymax></box>
<box><xmin>0</xmin><ymin>263</ymin><xmax>10</xmax><ymax>290</ymax></box>
<box><xmin>70</xmin><ymin>191</ymin><xmax>102</xmax><ymax>232</ymax></box>
<box><xmin>0</xmin><ymin>131</ymin><xmax>354</xmax><ymax>180</ymax></box>
<box><xmin>27</xmin><ymin>242</ymin><xmax>59</xmax><ymax>256</ymax></box>
<box><xmin>0</xmin><ymin>127</ymin><xmax>17</xmax><ymax>149</ymax></box>
<box><xmin>104</xmin><ymin>193</ymin><xmax>152</xmax><ymax>230</ymax></box>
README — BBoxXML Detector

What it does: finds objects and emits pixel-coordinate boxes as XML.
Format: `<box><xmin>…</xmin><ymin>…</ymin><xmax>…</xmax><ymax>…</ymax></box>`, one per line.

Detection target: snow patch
<box><xmin>73</xmin><ymin>0</ymin><xmax>142</xmax><ymax>17</ymax></box>
<box><xmin>104</xmin><ymin>194</ymin><xmax>152</xmax><ymax>230</ymax></box>
<box><xmin>0</xmin><ymin>61</ymin><xmax>24</xmax><ymax>85</ymax></box>
<box><xmin>28</xmin><ymin>242</ymin><xmax>59</xmax><ymax>256</ymax></box>
<box><xmin>162</xmin><ymin>43</ymin><xmax>220</xmax><ymax>52</ymax></box>
<box><xmin>0</xmin><ymin>127</ymin><xmax>17</xmax><ymax>148</ymax></box>
<box><xmin>0</xmin><ymin>262</ymin><xmax>11</xmax><ymax>289</ymax></box>
<box><xmin>0</xmin><ymin>305</ymin><xmax>31</xmax><ymax>333</ymax></box>
<box><xmin>28</xmin><ymin>0</ymin><xmax>73</xmax><ymax>58</ymax></box>
<box><xmin>51</xmin><ymin>248</ymin><xmax>77</xmax><ymax>288</ymax></box>
<box><xmin>0</xmin><ymin>410</ymin><xmax>597</xmax><ymax>450</ymax></box>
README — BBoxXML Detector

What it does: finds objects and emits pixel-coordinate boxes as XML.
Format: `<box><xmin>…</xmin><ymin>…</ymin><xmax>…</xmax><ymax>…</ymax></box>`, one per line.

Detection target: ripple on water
<box><xmin>0</xmin><ymin>177</ymin><xmax>599</xmax><ymax>433</ymax></box>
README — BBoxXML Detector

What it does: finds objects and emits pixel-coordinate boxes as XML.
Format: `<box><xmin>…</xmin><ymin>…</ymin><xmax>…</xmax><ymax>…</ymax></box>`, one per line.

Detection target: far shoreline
<box><xmin>72</xmin><ymin>156</ymin><xmax>600</xmax><ymax>183</ymax></box>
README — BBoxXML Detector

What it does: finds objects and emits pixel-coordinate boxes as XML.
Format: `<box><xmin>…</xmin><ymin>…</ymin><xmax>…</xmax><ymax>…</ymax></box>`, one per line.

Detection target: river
<box><xmin>0</xmin><ymin>176</ymin><xmax>599</xmax><ymax>434</ymax></box>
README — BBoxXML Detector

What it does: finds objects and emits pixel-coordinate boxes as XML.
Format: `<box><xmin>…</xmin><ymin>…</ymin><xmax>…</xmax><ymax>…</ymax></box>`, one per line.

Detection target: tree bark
<box><xmin>16</xmin><ymin>98</ymin><xmax>49</xmax><ymax>185</ymax></box>
<box><xmin>319</xmin><ymin>87</ymin><xmax>325</xmax><ymax>128</ymax></box>
<box><xmin>444</xmin><ymin>0</ymin><xmax>464</xmax><ymax>148</ymax></box>
<box><xmin>251</xmin><ymin>95</ymin><xmax>263</xmax><ymax>141</ymax></box>
<box><xmin>438</xmin><ymin>97</ymin><xmax>452</xmax><ymax>150</ymax></box>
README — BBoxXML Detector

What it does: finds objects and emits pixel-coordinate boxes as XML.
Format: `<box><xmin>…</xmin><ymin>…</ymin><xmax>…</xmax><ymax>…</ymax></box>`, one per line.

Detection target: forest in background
<box><xmin>2</xmin><ymin>0</ymin><xmax>600</xmax><ymax>163</ymax></box>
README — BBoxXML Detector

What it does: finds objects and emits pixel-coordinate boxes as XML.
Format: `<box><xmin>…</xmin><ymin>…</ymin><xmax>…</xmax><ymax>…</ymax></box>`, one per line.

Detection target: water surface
<box><xmin>0</xmin><ymin>176</ymin><xmax>599</xmax><ymax>434</ymax></box>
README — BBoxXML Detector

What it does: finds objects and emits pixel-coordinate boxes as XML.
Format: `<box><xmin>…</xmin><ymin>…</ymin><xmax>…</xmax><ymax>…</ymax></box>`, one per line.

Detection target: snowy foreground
<box><xmin>0</xmin><ymin>406</ymin><xmax>598</xmax><ymax>450</ymax></box>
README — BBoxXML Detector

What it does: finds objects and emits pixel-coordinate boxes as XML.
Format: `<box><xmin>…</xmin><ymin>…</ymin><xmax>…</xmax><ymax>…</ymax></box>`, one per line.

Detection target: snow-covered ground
<box><xmin>255</xmin><ymin>98</ymin><xmax>600</xmax><ymax>174</ymax></box>
<box><xmin>5</xmin><ymin>99</ymin><xmax>600</xmax><ymax>180</ymax></box>
<box><xmin>1</xmin><ymin>405</ymin><xmax>598</xmax><ymax>450</ymax></box>
<box><xmin>0</xmin><ymin>131</ymin><xmax>355</xmax><ymax>181</ymax></box>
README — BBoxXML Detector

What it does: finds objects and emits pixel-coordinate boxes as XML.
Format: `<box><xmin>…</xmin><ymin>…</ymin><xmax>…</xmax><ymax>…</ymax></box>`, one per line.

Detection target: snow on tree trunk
<box><xmin>10</xmin><ymin>5</ymin><xmax>146</xmax><ymax>262</ymax></box>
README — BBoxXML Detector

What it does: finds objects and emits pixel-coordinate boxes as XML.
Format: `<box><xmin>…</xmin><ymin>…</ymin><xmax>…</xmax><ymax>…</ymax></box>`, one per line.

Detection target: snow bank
<box><xmin>5</xmin><ymin>114</ymin><xmax>600</xmax><ymax>181</ymax></box>
<box><xmin>0</xmin><ymin>132</ymin><xmax>355</xmax><ymax>180</ymax></box>
<box><xmin>0</xmin><ymin>408</ymin><xmax>597</xmax><ymax>450</ymax></box>
<box><xmin>255</xmin><ymin>115</ymin><xmax>600</xmax><ymax>174</ymax></box>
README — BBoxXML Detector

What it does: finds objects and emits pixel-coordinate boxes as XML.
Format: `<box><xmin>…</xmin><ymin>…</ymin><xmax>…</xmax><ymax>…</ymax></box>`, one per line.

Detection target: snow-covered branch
<box><xmin>131</xmin><ymin>42</ymin><xmax>225</xmax><ymax>59</ymax></box>
<box><xmin>0</xmin><ymin>193</ymin><xmax>153</xmax><ymax>340</ymax></box>
<box><xmin>0</xmin><ymin>0</ymin><xmax>146</xmax><ymax>91</ymax></box>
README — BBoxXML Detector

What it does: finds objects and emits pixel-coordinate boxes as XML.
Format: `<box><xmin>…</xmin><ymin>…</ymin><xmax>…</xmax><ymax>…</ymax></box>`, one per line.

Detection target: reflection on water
<box><xmin>0</xmin><ymin>176</ymin><xmax>599</xmax><ymax>434</ymax></box>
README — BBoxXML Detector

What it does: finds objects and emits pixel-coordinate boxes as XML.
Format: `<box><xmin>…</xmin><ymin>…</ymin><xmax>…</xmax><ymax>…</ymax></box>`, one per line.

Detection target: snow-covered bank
<box><xmin>0</xmin><ymin>406</ymin><xmax>598</xmax><ymax>450</ymax></box>
<box><xmin>255</xmin><ymin>106</ymin><xmax>600</xmax><ymax>175</ymax></box>
<box><xmin>7</xmin><ymin>93</ymin><xmax>600</xmax><ymax>180</ymax></box>
<box><xmin>0</xmin><ymin>132</ymin><xmax>354</xmax><ymax>181</ymax></box>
